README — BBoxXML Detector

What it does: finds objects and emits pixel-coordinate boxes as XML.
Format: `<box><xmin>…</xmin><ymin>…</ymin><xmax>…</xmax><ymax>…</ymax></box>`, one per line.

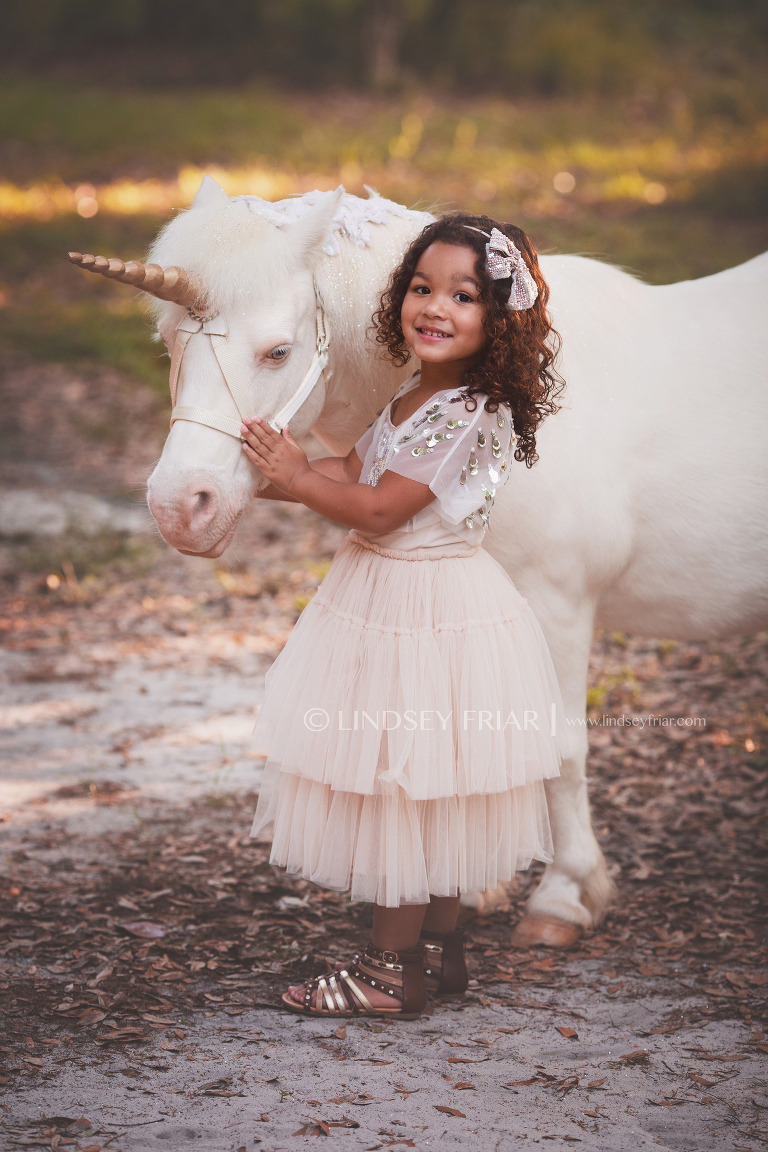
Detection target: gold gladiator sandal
<box><xmin>281</xmin><ymin>942</ymin><xmax>427</xmax><ymax>1019</ymax></box>
<box><xmin>420</xmin><ymin>927</ymin><xmax>469</xmax><ymax>997</ymax></box>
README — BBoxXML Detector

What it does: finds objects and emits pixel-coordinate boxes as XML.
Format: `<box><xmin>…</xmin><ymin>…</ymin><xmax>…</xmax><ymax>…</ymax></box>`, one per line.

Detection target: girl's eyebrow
<box><xmin>411</xmin><ymin>270</ymin><xmax>480</xmax><ymax>289</ymax></box>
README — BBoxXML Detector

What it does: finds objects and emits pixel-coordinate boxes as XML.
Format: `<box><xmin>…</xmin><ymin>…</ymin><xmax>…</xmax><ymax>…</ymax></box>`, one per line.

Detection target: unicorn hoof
<box><xmin>511</xmin><ymin>915</ymin><xmax>583</xmax><ymax>948</ymax></box>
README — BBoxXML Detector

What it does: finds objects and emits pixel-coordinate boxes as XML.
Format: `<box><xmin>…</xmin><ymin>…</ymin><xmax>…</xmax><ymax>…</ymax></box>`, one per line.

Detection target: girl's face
<box><xmin>400</xmin><ymin>241</ymin><xmax>488</xmax><ymax>367</ymax></box>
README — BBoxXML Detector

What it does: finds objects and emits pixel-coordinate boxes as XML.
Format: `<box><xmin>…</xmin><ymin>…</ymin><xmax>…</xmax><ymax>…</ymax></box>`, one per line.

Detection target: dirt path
<box><xmin>1</xmin><ymin>361</ymin><xmax>766</xmax><ymax>1150</ymax></box>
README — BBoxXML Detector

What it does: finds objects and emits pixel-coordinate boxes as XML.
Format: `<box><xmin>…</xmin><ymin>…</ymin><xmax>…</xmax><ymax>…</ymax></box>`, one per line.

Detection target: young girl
<box><xmin>240</xmin><ymin>213</ymin><xmax>570</xmax><ymax>1019</ymax></box>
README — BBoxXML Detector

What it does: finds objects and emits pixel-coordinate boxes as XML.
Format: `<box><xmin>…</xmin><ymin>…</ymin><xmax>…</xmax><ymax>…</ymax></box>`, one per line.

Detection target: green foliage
<box><xmin>1</xmin><ymin>0</ymin><xmax>766</xmax><ymax>95</ymax></box>
<box><xmin>0</xmin><ymin>79</ymin><xmax>304</xmax><ymax>183</ymax></box>
<box><xmin>0</xmin><ymin>67</ymin><xmax>765</xmax><ymax>385</ymax></box>
<box><xmin>18</xmin><ymin>526</ymin><xmax>157</xmax><ymax>581</ymax></box>
<box><xmin>0</xmin><ymin>289</ymin><xmax>167</xmax><ymax>388</ymax></box>
<box><xmin>0</xmin><ymin>212</ymin><xmax>168</xmax><ymax>388</ymax></box>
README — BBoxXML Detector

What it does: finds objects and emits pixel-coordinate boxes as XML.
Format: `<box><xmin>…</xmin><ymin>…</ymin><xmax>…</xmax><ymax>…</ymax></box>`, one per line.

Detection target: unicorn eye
<box><xmin>268</xmin><ymin>345</ymin><xmax>290</xmax><ymax>361</ymax></box>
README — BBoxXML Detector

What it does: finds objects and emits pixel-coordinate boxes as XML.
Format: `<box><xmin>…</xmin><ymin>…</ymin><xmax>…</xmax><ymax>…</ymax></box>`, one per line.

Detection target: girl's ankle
<box><xmin>358</xmin><ymin>942</ymin><xmax>427</xmax><ymax>1013</ymax></box>
<box><xmin>417</xmin><ymin>927</ymin><xmax>468</xmax><ymax>997</ymax></box>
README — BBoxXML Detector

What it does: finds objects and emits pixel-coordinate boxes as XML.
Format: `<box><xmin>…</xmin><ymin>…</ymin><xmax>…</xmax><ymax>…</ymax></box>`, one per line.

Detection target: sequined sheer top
<box><xmin>352</xmin><ymin>371</ymin><xmax>516</xmax><ymax>552</ymax></box>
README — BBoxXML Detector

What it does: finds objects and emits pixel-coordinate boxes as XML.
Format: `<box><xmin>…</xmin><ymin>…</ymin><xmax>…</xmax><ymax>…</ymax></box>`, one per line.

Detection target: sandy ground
<box><xmin>1</xmin><ymin>364</ymin><xmax>766</xmax><ymax>1151</ymax></box>
<box><xmin>4</xmin><ymin>993</ymin><xmax>766</xmax><ymax>1152</ymax></box>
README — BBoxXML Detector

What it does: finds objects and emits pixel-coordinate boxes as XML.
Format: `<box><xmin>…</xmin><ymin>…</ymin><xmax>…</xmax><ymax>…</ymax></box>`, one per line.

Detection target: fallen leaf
<box><xmin>434</xmin><ymin>1105</ymin><xmax>466</xmax><ymax>1117</ymax></box>
<box><xmin>684</xmin><ymin>1048</ymin><xmax>749</xmax><ymax>1062</ymax></box>
<box><xmin>620</xmin><ymin>1050</ymin><xmax>650</xmax><ymax>1065</ymax></box>
<box><xmin>452</xmin><ymin>1082</ymin><xmax>475</xmax><ymax>1090</ymax></box>
<box><xmin>76</xmin><ymin>1008</ymin><xmax>106</xmax><ymax>1026</ymax></box>
<box><xmin>197</xmin><ymin>1077</ymin><xmax>232</xmax><ymax>1091</ymax></box>
<box><xmin>647</xmin><ymin>1098</ymin><xmax>687</xmax><ymax>1107</ymax></box>
<box><xmin>587</xmin><ymin>1078</ymin><xmax>607</xmax><ymax>1088</ymax></box>
<box><xmin>95</xmin><ymin>1028</ymin><xmax>147</xmax><ymax>1043</ymax></box>
<box><xmin>118</xmin><ymin>921</ymin><xmax>166</xmax><ymax>939</ymax></box>
<box><xmin>556</xmin><ymin>1027</ymin><xmax>578</xmax><ymax>1040</ymax></box>
<box><xmin>140</xmin><ymin>1014</ymin><xmax>176</xmax><ymax>1025</ymax></box>
<box><xmin>335</xmin><ymin>1026</ymin><xmax>347</xmax><ymax>1040</ymax></box>
<box><xmin>688</xmin><ymin>1073</ymin><xmax>717</xmax><ymax>1087</ymax></box>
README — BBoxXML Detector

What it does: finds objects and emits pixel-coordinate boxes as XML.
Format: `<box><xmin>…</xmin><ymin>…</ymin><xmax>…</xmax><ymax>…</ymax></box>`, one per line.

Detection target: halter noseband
<box><xmin>167</xmin><ymin>294</ymin><xmax>330</xmax><ymax>440</ymax></box>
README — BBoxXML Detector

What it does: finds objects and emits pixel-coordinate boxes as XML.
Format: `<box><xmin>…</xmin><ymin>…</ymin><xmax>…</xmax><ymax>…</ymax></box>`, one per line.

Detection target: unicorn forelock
<box><xmin>147</xmin><ymin>199</ymin><xmax>307</xmax><ymax>319</ymax></box>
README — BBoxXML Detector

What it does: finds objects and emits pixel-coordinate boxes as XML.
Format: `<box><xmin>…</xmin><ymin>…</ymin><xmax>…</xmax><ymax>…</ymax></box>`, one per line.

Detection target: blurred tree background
<box><xmin>0</xmin><ymin>0</ymin><xmax>766</xmax><ymax>388</ymax></box>
<box><xmin>3</xmin><ymin>0</ymin><xmax>767</xmax><ymax>95</ymax></box>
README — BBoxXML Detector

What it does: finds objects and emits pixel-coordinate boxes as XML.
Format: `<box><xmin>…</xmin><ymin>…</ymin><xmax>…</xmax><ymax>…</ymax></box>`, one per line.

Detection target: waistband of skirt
<box><xmin>347</xmin><ymin>529</ymin><xmax>480</xmax><ymax>561</ymax></box>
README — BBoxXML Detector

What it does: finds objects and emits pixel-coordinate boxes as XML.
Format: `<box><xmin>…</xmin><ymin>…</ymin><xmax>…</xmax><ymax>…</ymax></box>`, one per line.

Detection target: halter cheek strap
<box><xmin>168</xmin><ymin>302</ymin><xmax>330</xmax><ymax>440</ymax></box>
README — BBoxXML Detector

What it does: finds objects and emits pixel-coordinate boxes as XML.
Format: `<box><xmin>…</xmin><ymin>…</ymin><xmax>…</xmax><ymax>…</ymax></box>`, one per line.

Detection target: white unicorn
<box><xmin>68</xmin><ymin>177</ymin><xmax>768</xmax><ymax>946</ymax></box>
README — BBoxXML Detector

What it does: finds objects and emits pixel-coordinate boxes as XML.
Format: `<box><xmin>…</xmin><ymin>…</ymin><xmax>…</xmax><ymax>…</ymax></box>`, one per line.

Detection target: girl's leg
<box><xmin>372</xmin><ymin>902</ymin><xmax>428</xmax><ymax>950</ymax></box>
<box><xmin>287</xmin><ymin>903</ymin><xmax>428</xmax><ymax>1010</ymax></box>
<box><xmin>421</xmin><ymin>895</ymin><xmax>461</xmax><ymax>933</ymax></box>
<box><xmin>420</xmin><ymin>895</ymin><xmax>467</xmax><ymax>995</ymax></box>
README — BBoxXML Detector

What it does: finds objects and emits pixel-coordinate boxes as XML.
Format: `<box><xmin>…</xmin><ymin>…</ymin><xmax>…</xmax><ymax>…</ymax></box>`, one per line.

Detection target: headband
<box><xmin>464</xmin><ymin>225</ymin><xmax>539</xmax><ymax>310</ymax></box>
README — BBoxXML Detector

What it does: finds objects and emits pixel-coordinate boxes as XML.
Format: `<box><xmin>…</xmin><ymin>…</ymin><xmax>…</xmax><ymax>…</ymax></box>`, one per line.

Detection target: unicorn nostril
<box><xmin>188</xmin><ymin>488</ymin><xmax>217</xmax><ymax>528</ymax></box>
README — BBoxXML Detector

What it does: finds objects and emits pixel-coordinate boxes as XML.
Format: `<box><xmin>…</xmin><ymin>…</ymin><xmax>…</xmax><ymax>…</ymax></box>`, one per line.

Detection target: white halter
<box><xmin>168</xmin><ymin>298</ymin><xmax>330</xmax><ymax>439</ymax></box>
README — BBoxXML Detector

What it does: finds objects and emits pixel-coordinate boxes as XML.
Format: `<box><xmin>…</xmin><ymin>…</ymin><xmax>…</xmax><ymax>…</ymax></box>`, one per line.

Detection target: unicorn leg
<box><xmin>512</xmin><ymin>593</ymin><xmax>614</xmax><ymax>945</ymax></box>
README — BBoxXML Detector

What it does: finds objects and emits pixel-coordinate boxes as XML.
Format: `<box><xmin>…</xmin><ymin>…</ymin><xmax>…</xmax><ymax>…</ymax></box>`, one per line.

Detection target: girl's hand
<box><xmin>241</xmin><ymin>418</ymin><xmax>311</xmax><ymax>494</ymax></box>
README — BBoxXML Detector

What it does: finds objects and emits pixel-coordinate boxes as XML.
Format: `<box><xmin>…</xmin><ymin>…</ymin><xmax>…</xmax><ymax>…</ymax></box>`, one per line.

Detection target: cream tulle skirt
<box><xmin>250</xmin><ymin>527</ymin><xmax>571</xmax><ymax>906</ymax></box>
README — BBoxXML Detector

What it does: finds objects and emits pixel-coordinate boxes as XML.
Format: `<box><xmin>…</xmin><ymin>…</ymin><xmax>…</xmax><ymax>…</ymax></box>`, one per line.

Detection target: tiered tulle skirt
<box><xmin>250</xmin><ymin>529</ymin><xmax>571</xmax><ymax>906</ymax></box>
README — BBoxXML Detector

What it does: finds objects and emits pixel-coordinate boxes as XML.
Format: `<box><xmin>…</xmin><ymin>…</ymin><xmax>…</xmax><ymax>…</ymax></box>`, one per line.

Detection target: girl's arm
<box><xmin>255</xmin><ymin>445</ymin><xmax>363</xmax><ymax>503</ymax></box>
<box><xmin>241</xmin><ymin>418</ymin><xmax>435</xmax><ymax>533</ymax></box>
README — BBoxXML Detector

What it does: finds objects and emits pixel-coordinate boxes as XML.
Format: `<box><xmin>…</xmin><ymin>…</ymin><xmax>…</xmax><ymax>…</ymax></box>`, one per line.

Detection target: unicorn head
<box><xmin>68</xmin><ymin>178</ymin><xmax>430</xmax><ymax>555</ymax></box>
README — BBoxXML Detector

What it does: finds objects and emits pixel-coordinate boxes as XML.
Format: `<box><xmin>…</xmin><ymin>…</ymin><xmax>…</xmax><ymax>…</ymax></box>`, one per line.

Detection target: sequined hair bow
<box><xmin>464</xmin><ymin>225</ymin><xmax>539</xmax><ymax>311</ymax></box>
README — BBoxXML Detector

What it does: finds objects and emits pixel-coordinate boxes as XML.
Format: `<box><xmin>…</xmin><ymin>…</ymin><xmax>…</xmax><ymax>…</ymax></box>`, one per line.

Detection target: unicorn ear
<box><xmin>192</xmin><ymin>175</ymin><xmax>229</xmax><ymax>210</ymax></box>
<box><xmin>289</xmin><ymin>187</ymin><xmax>344</xmax><ymax>258</ymax></box>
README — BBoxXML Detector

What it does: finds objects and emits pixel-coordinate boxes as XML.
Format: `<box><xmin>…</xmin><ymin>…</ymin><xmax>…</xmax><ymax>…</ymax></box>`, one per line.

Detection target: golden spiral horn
<box><xmin>67</xmin><ymin>252</ymin><xmax>201</xmax><ymax>309</ymax></box>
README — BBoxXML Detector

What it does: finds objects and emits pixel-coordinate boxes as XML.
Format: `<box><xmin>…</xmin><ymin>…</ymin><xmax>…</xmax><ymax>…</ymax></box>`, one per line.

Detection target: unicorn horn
<box><xmin>67</xmin><ymin>252</ymin><xmax>201</xmax><ymax>308</ymax></box>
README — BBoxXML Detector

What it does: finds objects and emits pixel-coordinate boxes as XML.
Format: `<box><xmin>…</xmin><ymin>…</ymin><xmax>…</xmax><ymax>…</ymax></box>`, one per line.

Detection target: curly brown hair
<box><xmin>371</xmin><ymin>212</ymin><xmax>564</xmax><ymax>467</ymax></box>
